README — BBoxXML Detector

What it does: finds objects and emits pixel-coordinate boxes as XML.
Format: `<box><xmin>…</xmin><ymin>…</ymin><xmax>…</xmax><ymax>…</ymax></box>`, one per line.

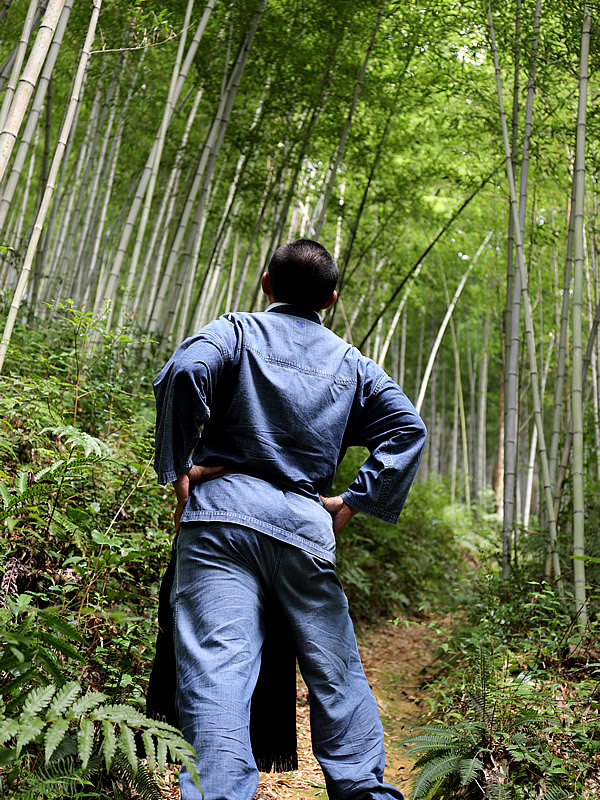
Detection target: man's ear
<box><xmin>321</xmin><ymin>290</ymin><xmax>338</xmax><ymax>311</ymax></box>
<box><xmin>261</xmin><ymin>272</ymin><xmax>272</xmax><ymax>297</ymax></box>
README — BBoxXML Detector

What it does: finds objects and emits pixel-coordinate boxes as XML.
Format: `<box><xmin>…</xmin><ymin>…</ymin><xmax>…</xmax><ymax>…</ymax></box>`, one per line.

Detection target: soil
<box><xmin>253</xmin><ymin>619</ymin><xmax>436</xmax><ymax>799</ymax></box>
<box><xmin>159</xmin><ymin>618</ymin><xmax>436</xmax><ymax>799</ymax></box>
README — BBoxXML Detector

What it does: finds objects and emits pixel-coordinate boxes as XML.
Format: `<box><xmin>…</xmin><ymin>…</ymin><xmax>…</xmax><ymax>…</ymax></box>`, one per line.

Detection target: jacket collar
<box><xmin>265</xmin><ymin>303</ymin><xmax>321</xmax><ymax>325</ymax></box>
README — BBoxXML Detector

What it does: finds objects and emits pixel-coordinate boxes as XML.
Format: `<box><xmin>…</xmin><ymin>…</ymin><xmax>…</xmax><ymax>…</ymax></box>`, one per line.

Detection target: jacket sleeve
<box><xmin>340</xmin><ymin>365</ymin><xmax>427</xmax><ymax>524</ymax></box>
<box><xmin>152</xmin><ymin>320</ymin><xmax>235</xmax><ymax>484</ymax></box>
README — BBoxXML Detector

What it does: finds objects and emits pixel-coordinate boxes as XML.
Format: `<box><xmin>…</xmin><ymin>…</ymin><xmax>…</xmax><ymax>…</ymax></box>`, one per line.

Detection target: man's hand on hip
<box><xmin>172</xmin><ymin>465</ymin><xmax>224</xmax><ymax>531</ymax></box>
<box><xmin>320</xmin><ymin>495</ymin><xmax>358</xmax><ymax>534</ymax></box>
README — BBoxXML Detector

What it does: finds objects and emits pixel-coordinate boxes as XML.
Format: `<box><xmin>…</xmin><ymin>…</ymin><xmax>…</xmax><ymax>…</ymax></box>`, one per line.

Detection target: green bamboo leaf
<box><xmin>77</xmin><ymin>718</ymin><xmax>95</xmax><ymax>769</ymax></box>
<box><xmin>44</xmin><ymin>717</ymin><xmax>70</xmax><ymax>763</ymax></box>
<box><xmin>103</xmin><ymin>719</ymin><xmax>116</xmax><ymax>771</ymax></box>
<box><xmin>47</xmin><ymin>681</ymin><xmax>81</xmax><ymax>719</ymax></box>
<box><xmin>119</xmin><ymin>722</ymin><xmax>137</xmax><ymax>774</ymax></box>
<box><xmin>21</xmin><ymin>684</ymin><xmax>56</xmax><ymax>718</ymax></box>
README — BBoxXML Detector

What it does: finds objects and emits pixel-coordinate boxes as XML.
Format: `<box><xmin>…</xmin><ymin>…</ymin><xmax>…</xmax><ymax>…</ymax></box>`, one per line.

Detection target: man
<box><xmin>153</xmin><ymin>239</ymin><xmax>426</xmax><ymax>800</ymax></box>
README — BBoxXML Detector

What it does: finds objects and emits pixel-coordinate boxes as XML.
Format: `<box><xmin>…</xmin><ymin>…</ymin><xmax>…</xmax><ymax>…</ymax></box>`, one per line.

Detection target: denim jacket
<box><xmin>153</xmin><ymin>305</ymin><xmax>426</xmax><ymax>563</ymax></box>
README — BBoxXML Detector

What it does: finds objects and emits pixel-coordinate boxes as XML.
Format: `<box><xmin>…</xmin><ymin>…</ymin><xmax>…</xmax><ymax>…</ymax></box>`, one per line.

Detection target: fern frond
<box><xmin>44</xmin><ymin>718</ymin><xmax>70</xmax><ymax>762</ymax></box>
<box><xmin>16</xmin><ymin>716</ymin><xmax>45</xmax><ymax>754</ymax></box>
<box><xmin>34</xmin><ymin>461</ymin><xmax>66</xmax><ymax>481</ymax></box>
<box><xmin>47</xmin><ymin>509</ymin><xmax>78</xmax><ymax>533</ymax></box>
<box><xmin>77</xmin><ymin>718</ymin><xmax>95</xmax><ymax>769</ymax></box>
<box><xmin>544</xmin><ymin>784</ymin><xmax>568</xmax><ymax>800</ymax></box>
<box><xmin>21</xmin><ymin>684</ymin><xmax>56</xmax><ymax>718</ymax></box>
<box><xmin>156</xmin><ymin>734</ymin><xmax>167</xmax><ymax>774</ymax></box>
<box><xmin>42</xmin><ymin>425</ymin><xmax>109</xmax><ymax>459</ymax></box>
<box><xmin>20</xmin><ymin>754</ymin><xmax>101</xmax><ymax>799</ymax></box>
<box><xmin>119</xmin><ymin>722</ymin><xmax>138</xmax><ymax>774</ymax></box>
<box><xmin>0</xmin><ymin>718</ymin><xmax>18</xmax><ymax>745</ymax></box>
<box><xmin>95</xmin><ymin>703</ymin><xmax>149</xmax><ymax>726</ymax></box>
<box><xmin>111</xmin><ymin>750</ymin><xmax>162</xmax><ymax>800</ymax></box>
<box><xmin>412</xmin><ymin>753</ymin><xmax>462</xmax><ymax>799</ymax></box>
<box><xmin>47</xmin><ymin>681</ymin><xmax>81</xmax><ymax>719</ymax></box>
<box><xmin>69</xmin><ymin>690</ymin><xmax>107</xmax><ymax>718</ymax></box>
<box><xmin>0</xmin><ymin>481</ymin><xmax>10</xmax><ymax>509</ymax></box>
<box><xmin>102</xmin><ymin>719</ymin><xmax>117</xmax><ymax>771</ymax></box>
<box><xmin>142</xmin><ymin>730</ymin><xmax>156</xmax><ymax>772</ymax></box>
<box><xmin>16</xmin><ymin>471</ymin><xmax>29</xmax><ymax>494</ymax></box>
<box><xmin>459</xmin><ymin>755</ymin><xmax>483</xmax><ymax>786</ymax></box>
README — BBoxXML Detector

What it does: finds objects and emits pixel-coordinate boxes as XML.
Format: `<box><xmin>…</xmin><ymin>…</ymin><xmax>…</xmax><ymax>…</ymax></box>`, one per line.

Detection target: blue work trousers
<box><xmin>171</xmin><ymin>522</ymin><xmax>404</xmax><ymax>800</ymax></box>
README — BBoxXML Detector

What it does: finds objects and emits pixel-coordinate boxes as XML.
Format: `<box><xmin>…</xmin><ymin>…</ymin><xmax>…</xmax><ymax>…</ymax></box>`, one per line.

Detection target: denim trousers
<box><xmin>171</xmin><ymin>522</ymin><xmax>404</xmax><ymax>800</ymax></box>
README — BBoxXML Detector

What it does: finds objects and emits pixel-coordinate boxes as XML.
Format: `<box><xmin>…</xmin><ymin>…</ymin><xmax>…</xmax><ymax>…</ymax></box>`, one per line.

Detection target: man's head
<box><xmin>262</xmin><ymin>239</ymin><xmax>338</xmax><ymax>311</ymax></box>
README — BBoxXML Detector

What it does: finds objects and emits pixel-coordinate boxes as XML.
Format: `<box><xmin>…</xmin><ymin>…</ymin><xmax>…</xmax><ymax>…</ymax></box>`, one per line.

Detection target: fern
<box><xmin>77</xmin><ymin>718</ymin><xmax>95</xmax><ymax>768</ymax></box>
<box><xmin>69</xmin><ymin>689</ymin><xmax>107</xmax><ymax>718</ymax></box>
<box><xmin>47</xmin><ymin>681</ymin><xmax>81</xmax><ymax>719</ymax></box>
<box><xmin>119</xmin><ymin>721</ymin><xmax>138</xmax><ymax>774</ymax></box>
<box><xmin>44</xmin><ymin>717</ymin><xmax>70</xmax><ymax>762</ymax></box>
<box><xmin>18</xmin><ymin>754</ymin><xmax>102</xmax><ymax>800</ymax></box>
<box><xmin>458</xmin><ymin>755</ymin><xmax>484</xmax><ymax>786</ymax></box>
<box><xmin>41</xmin><ymin>425</ymin><xmax>109</xmax><ymax>459</ymax></box>
<box><xmin>102</xmin><ymin>718</ymin><xmax>117</xmax><ymax>771</ymax></box>
<box><xmin>411</xmin><ymin>753</ymin><xmax>463</xmax><ymax>798</ymax></box>
<box><xmin>110</xmin><ymin>749</ymin><xmax>164</xmax><ymax>800</ymax></box>
<box><xmin>21</xmin><ymin>684</ymin><xmax>56</xmax><ymax>717</ymax></box>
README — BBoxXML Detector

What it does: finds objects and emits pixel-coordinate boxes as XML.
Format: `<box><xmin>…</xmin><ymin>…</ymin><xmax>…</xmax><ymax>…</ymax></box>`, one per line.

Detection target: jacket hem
<box><xmin>180</xmin><ymin>511</ymin><xmax>336</xmax><ymax>565</ymax></box>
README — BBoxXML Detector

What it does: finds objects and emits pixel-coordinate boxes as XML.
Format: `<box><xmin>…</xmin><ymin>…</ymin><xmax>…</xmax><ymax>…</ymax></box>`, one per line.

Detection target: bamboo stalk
<box><xmin>415</xmin><ymin>232</ymin><xmax>492</xmax><ymax>414</ymax></box>
<box><xmin>0</xmin><ymin>0</ymin><xmax>101</xmax><ymax>372</ymax></box>
<box><xmin>0</xmin><ymin>0</ymin><xmax>66</xmax><ymax>186</ymax></box>
<box><xmin>571</xmin><ymin>1</ymin><xmax>591</xmax><ymax>626</ymax></box>
<box><xmin>488</xmin><ymin>1</ymin><xmax>562</xmax><ymax>588</ymax></box>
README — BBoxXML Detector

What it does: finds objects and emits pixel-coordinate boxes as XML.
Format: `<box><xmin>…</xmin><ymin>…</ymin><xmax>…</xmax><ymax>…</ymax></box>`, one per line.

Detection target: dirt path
<box><xmin>254</xmin><ymin>619</ymin><xmax>436</xmax><ymax>799</ymax></box>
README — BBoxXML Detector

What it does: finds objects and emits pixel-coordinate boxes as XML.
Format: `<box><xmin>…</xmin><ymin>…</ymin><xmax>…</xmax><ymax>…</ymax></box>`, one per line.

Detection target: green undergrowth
<box><xmin>0</xmin><ymin>306</ymin><xmax>200</xmax><ymax>798</ymax></box>
<box><xmin>402</xmin><ymin>573</ymin><xmax>600</xmax><ymax>799</ymax></box>
<box><xmin>332</xmin><ymin>450</ymin><xmax>490</xmax><ymax>622</ymax></box>
<box><xmin>0</xmin><ymin>304</ymin><xmax>495</xmax><ymax>797</ymax></box>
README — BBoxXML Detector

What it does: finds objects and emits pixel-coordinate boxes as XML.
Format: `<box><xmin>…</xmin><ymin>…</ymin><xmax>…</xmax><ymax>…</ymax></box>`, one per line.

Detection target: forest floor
<box><xmin>160</xmin><ymin>618</ymin><xmax>437</xmax><ymax>799</ymax></box>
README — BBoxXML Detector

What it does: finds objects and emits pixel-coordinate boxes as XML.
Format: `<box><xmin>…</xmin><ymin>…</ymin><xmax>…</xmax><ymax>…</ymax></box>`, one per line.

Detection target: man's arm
<box><xmin>153</xmin><ymin>319</ymin><xmax>237</xmax><ymax>522</ymax></box>
<box><xmin>337</xmin><ymin>369</ymin><xmax>427</xmax><ymax>526</ymax></box>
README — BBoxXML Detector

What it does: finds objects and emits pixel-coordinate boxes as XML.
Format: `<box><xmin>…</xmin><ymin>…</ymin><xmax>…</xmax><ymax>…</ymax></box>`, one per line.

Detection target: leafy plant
<box><xmin>0</xmin><ymin>595</ymin><xmax>201</xmax><ymax>798</ymax></box>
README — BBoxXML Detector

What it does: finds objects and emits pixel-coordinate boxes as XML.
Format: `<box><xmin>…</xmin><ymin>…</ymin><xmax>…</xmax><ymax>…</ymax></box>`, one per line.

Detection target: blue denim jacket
<box><xmin>153</xmin><ymin>305</ymin><xmax>426</xmax><ymax>563</ymax></box>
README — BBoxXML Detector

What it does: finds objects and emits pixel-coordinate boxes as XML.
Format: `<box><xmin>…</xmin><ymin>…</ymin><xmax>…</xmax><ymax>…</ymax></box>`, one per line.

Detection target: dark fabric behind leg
<box><xmin>145</xmin><ymin>537</ymin><xmax>298</xmax><ymax>772</ymax></box>
<box><xmin>251</xmin><ymin>600</ymin><xmax>298</xmax><ymax>772</ymax></box>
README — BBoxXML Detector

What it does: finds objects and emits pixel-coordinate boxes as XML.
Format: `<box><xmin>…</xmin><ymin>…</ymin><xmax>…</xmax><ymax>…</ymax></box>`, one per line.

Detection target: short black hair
<box><xmin>267</xmin><ymin>239</ymin><xmax>338</xmax><ymax>311</ymax></box>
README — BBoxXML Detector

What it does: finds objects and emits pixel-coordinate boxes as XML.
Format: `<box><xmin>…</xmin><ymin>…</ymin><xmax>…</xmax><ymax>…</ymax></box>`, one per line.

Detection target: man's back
<box><xmin>154</xmin><ymin>304</ymin><xmax>426</xmax><ymax>563</ymax></box>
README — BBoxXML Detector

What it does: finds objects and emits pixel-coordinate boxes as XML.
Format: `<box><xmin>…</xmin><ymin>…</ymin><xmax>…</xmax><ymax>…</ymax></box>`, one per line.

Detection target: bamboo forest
<box><xmin>0</xmin><ymin>0</ymin><xmax>599</xmax><ymax>797</ymax></box>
